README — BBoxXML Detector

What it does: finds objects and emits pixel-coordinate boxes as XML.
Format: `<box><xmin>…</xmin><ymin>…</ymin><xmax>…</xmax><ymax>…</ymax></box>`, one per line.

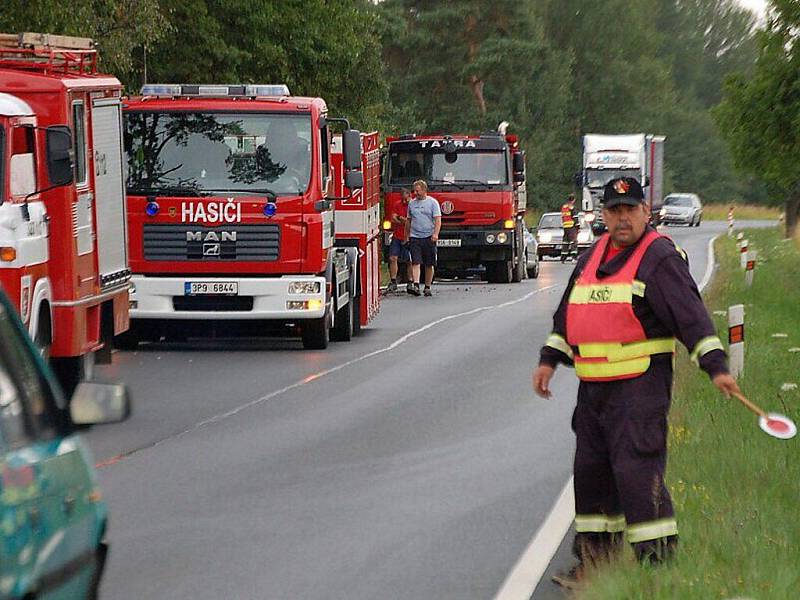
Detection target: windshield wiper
<box><xmin>427</xmin><ymin>179</ymin><xmax>465</xmax><ymax>189</ymax></box>
<box><xmin>205</xmin><ymin>187</ymin><xmax>279</xmax><ymax>199</ymax></box>
<box><xmin>454</xmin><ymin>179</ymin><xmax>493</xmax><ymax>187</ymax></box>
<box><xmin>127</xmin><ymin>186</ymin><xmax>205</xmax><ymax>197</ymax></box>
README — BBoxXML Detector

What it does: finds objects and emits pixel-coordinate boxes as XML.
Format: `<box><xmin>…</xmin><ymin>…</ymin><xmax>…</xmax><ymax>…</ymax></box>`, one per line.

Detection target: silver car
<box><xmin>522</xmin><ymin>223</ymin><xmax>540</xmax><ymax>278</ymax></box>
<box><xmin>659</xmin><ymin>193</ymin><xmax>703</xmax><ymax>226</ymax></box>
<box><xmin>535</xmin><ymin>212</ymin><xmax>595</xmax><ymax>259</ymax></box>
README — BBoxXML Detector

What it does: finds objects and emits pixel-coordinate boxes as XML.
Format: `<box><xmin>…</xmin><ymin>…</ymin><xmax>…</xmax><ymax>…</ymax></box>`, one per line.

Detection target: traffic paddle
<box><xmin>732</xmin><ymin>391</ymin><xmax>796</xmax><ymax>440</ymax></box>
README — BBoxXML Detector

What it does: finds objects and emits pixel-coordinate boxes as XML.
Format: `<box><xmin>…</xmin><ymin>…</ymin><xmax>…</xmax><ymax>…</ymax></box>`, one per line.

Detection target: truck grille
<box><xmin>143</xmin><ymin>224</ymin><xmax>280</xmax><ymax>262</ymax></box>
<box><xmin>173</xmin><ymin>296</ymin><xmax>254</xmax><ymax>312</ymax></box>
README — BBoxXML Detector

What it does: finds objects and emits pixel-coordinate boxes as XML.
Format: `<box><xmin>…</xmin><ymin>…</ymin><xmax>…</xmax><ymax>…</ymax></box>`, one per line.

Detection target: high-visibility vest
<box><xmin>561</xmin><ymin>204</ymin><xmax>575</xmax><ymax>228</ymax></box>
<box><xmin>565</xmin><ymin>230</ymin><xmax>675</xmax><ymax>381</ymax></box>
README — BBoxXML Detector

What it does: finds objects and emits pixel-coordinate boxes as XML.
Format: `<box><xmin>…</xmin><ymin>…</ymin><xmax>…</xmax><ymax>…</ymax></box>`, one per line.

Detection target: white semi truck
<box><xmin>579</xmin><ymin>133</ymin><xmax>665</xmax><ymax>232</ymax></box>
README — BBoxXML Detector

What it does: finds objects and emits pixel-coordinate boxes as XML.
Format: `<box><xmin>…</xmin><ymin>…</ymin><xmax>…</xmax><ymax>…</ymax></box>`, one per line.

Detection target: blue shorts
<box><xmin>389</xmin><ymin>238</ymin><xmax>410</xmax><ymax>261</ymax></box>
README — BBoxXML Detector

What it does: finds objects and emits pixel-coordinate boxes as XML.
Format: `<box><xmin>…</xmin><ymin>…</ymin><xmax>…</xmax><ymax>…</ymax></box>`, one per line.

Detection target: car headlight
<box><xmin>584</xmin><ymin>213</ymin><xmax>595</xmax><ymax>223</ymax></box>
<box><xmin>288</xmin><ymin>281</ymin><xmax>321</xmax><ymax>294</ymax></box>
<box><xmin>659</xmin><ymin>208</ymin><xmax>666</xmax><ymax>216</ymax></box>
<box><xmin>496</xmin><ymin>232</ymin><xmax>508</xmax><ymax>244</ymax></box>
<box><xmin>538</xmin><ymin>232</ymin><xmax>552</xmax><ymax>243</ymax></box>
<box><xmin>577</xmin><ymin>231</ymin><xmax>591</xmax><ymax>243</ymax></box>
<box><xmin>486</xmin><ymin>233</ymin><xmax>496</xmax><ymax>244</ymax></box>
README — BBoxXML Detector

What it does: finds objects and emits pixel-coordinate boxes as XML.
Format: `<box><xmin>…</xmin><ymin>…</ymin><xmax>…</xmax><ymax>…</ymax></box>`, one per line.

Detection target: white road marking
<box><xmin>101</xmin><ymin>283</ymin><xmax>563</xmax><ymax>463</ymax></box>
<box><xmin>492</xmin><ymin>231</ymin><xmax>719</xmax><ymax>600</ymax></box>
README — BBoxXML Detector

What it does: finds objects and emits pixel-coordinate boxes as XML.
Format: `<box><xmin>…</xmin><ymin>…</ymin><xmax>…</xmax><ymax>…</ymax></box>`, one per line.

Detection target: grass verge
<box><xmin>701</xmin><ymin>204</ymin><xmax>781</xmax><ymax>221</ymax></box>
<box><xmin>576</xmin><ymin>227</ymin><xmax>800</xmax><ymax>599</ymax></box>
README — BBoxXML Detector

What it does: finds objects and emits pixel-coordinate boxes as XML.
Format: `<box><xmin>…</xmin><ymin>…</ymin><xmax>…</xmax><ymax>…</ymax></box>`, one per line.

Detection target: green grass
<box><xmin>576</xmin><ymin>227</ymin><xmax>800</xmax><ymax>600</ymax></box>
<box><xmin>701</xmin><ymin>204</ymin><xmax>781</xmax><ymax>221</ymax></box>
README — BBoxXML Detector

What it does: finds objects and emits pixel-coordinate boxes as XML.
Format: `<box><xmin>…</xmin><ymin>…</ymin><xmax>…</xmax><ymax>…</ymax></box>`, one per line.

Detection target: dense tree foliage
<box><xmin>715</xmin><ymin>0</ymin><xmax>800</xmax><ymax>236</ymax></box>
<box><xmin>2</xmin><ymin>0</ymin><xmax>781</xmax><ymax>212</ymax></box>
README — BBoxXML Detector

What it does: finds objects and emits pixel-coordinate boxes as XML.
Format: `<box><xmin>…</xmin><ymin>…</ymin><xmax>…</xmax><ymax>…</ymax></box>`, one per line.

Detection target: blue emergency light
<box><xmin>140</xmin><ymin>84</ymin><xmax>291</xmax><ymax>98</ymax></box>
<box><xmin>263</xmin><ymin>202</ymin><xmax>277</xmax><ymax>217</ymax></box>
<box><xmin>145</xmin><ymin>201</ymin><xmax>160</xmax><ymax>217</ymax></box>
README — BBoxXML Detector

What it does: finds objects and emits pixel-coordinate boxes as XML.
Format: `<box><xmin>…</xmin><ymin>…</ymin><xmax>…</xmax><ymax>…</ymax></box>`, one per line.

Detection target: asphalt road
<box><xmin>84</xmin><ymin>221</ymin><xmax>763</xmax><ymax>599</ymax></box>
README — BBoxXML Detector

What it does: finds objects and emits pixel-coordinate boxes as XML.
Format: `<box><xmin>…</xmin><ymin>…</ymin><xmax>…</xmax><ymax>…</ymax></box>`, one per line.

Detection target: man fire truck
<box><xmin>383</xmin><ymin>124</ymin><xmax>527</xmax><ymax>283</ymax></box>
<box><xmin>0</xmin><ymin>33</ymin><xmax>131</xmax><ymax>395</ymax></box>
<box><xmin>119</xmin><ymin>84</ymin><xmax>379</xmax><ymax>350</ymax></box>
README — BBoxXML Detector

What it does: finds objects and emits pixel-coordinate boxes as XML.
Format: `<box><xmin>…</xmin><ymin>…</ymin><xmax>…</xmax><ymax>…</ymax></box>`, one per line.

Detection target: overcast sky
<box><xmin>736</xmin><ymin>0</ymin><xmax>768</xmax><ymax>21</ymax></box>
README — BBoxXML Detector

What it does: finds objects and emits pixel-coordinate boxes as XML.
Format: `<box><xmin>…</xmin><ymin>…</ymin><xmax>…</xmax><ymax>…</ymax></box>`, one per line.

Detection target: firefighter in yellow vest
<box><xmin>532</xmin><ymin>177</ymin><xmax>741</xmax><ymax>589</ymax></box>
<box><xmin>561</xmin><ymin>194</ymin><xmax>579</xmax><ymax>262</ymax></box>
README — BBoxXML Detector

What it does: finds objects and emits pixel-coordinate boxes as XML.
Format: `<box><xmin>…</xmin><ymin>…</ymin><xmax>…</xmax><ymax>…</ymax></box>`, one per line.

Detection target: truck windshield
<box><xmin>388</xmin><ymin>150</ymin><xmax>507</xmax><ymax>187</ymax></box>
<box><xmin>585</xmin><ymin>169</ymin><xmax>639</xmax><ymax>189</ymax></box>
<box><xmin>124</xmin><ymin>112</ymin><xmax>312</xmax><ymax>196</ymax></box>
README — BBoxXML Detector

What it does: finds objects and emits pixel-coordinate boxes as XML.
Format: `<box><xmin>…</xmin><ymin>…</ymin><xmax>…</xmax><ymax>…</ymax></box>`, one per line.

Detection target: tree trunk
<box><xmin>785</xmin><ymin>186</ymin><xmax>800</xmax><ymax>238</ymax></box>
<box><xmin>465</xmin><ymin>13</ymin><xmax>487</xmax><ymax>116</ymax></box>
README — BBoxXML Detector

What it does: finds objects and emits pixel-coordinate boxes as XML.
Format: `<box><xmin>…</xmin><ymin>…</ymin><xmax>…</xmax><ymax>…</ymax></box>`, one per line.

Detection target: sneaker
<box><xmin>423</xmin><ymin>287</ymin><xmax>432</xmax><ymax>297</ymax></box>
<box><xmin>551</xmin><ymin>564</ymin><xmax>585</xmax><ymax>591</ymax></box>
<box><xmin>387</xmin><ymin>281</ymin><xmax>398</xmax><ymax>293</ymax></box>
<box><xmin>408</xmin><ymin>284</ymin><xmax>421</xmax><ymax>297</ymax></box>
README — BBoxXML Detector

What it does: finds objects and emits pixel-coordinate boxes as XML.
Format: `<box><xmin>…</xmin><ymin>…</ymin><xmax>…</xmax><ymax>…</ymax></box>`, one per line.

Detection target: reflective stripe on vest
<box><xmin>566</xmin><ymin>230</ymin><xmax>675</xmax><ymax>381</ymax></box>
<box><xmin>561</xmin><ymin>205</ymin><xmax>575</xmax><ymax>228</ymax></box>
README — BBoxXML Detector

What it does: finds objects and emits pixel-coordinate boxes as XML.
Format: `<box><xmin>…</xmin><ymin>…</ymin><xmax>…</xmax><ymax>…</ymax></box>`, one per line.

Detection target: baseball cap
<box><xmin>603</xmin><ymin>177</ymin><xmax>645</xmax><ymax>208</ymax></box>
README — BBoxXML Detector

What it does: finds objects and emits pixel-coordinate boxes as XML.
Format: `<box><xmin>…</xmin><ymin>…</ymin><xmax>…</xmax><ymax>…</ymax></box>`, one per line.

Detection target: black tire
<box><xmin>50</xmin><ymin>352</ymin><xmax>95</xmax><ymax>399</ymax></box>
<box><xmin>527</xmin><ymin>254</ymin><xmax>540</xmax><ymax>279</ymax></box>
<box><xmin>34</xmin><ymin>321</ymin><xmax>51</xmax><ymax>363</ymax></box>
<box><xmin>331</xmin><ymin>297</ymin><xmax>353</xmax><ymax>342</ymax></box>
<box><xmin>487</xmin><ymin>260</ymin><xmax>513</xmax><ymax>284</ymax></box>
<box><xmin>301</xmin><ymin>313</ymin><xmax>330</xmax><ymax>349</ymax></box>
<box><xmin>115</xmin><ymin>324</ymin><xmax>141</xmax><ymax>351</ymax></box>
<box><xmin>512</xmin><ymin>252</ymin><xmax>525</xmax><ymax>283</ymax></box>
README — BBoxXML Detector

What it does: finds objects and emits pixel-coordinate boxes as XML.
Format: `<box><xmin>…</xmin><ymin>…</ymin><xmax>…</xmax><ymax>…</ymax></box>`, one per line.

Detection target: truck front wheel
<box><xmin>331</xmin><ymin>297</ymin><xmax>353</xmax><ymax>342</ymax></box>
<box><xmin>302</xmin><ymin>313</ymin><xmax>330</xmax><ymax>350</ymax></box>
<box><xmin>50</xmin><ymin>352</ymin><xmax>95</xmax><ymax>399</ymax></box>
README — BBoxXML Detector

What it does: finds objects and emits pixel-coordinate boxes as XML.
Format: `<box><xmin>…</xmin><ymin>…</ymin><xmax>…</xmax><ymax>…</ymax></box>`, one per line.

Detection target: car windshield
<box><xmin>124</xmin><ymin>112</ymin><xmax>312</xmax><ymax>196</ymax></box>
<box><xmin>665</xmin><ymin>196</ymin><xmax>693</xmax><ymax>207</ymax></box>
<box><xmin>539</xmin><ymin>214</ymin><xmax>562</xmax><ymax>228</ymax></box>
<box><xmin>388</xmin><ymin>150</ymin><xmax>508</xmax><ymax>186</ymax></box>
<box><xmin>585</xmin><ymin>169</ymin><xmax>640</xmax><ymax>189</ymax></box>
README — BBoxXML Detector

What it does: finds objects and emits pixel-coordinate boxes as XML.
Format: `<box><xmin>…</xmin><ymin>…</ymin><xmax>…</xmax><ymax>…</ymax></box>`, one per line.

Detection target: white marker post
<box><xmin>745</xmin><ymin>251</ymin><xmax>756</xmax><ymax>287</ymax></box>
<box><xmin>740</xmin><ymin>239</ymin><xmax>749</xmax><ymax>269</ymax></box>
<box><xmin>728</xmin><ymin>304</ymin><xmax>745</xmax><ymax>378</ymax></box>
<box><xmin>727</xmin><ymin>209</ymin><xmax>734</xmax><ymax>237</ymax></box>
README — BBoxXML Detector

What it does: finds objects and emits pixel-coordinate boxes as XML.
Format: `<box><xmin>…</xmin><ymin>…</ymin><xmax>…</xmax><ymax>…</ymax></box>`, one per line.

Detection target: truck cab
<box><xmin>383</xmin><ymin>129</ymin><xmax>527</xmax><ymax>283</ymax></box>
<box><xmin>0</xmin><ymin>33</ymin><xmax>131</xmax><ymax>396</ymax></box>
<box><xmin>120</xmin><ymin>84</ymin><xmax>374</xmax><ymax>349</ymax></box>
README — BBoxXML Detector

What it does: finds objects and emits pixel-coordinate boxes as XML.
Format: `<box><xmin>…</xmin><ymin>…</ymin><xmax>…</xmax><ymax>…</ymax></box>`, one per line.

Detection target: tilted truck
<box><xmin>579</xmin><ymin>133</ymin><xmax>665</xmax><ymax>232</ymax></box>
<box><xmin>119</xmin><ymin>84</ymin><xmax>379</xmax><ymax>350</ymax></box>
<box><xmin>383</xmin><ymin>127</ymin><xmax>528</xmax><ymax>283</ymax></box>
<box><xmin>0</xmin><ymin>33</ymin><xmax>131</xmax><ymax>395</ymax></box>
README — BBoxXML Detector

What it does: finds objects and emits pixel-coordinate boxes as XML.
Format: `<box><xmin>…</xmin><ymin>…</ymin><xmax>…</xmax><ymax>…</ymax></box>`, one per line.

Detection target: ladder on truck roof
<box><xmin>0</xmin><ymin>32</ymin><xmax>97</xmax><ymax>75</ymax></box>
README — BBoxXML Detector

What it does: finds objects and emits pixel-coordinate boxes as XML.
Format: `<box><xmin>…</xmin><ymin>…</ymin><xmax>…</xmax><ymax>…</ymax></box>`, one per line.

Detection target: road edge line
<box><xmin>492</xmin><ymin>477</ymin><xmax>574</xmax><ymax>600</ymax></box>
<box><xmin>492</xmin><ymin>232</ymin><xmax>719</xmax><ymax>600</ymax></box>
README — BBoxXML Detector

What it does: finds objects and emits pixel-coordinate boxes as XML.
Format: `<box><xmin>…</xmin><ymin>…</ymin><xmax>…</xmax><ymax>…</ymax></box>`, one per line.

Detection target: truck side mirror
<box><xmin>46</xmin><ymin>126</ymin><xmax>74</xmax><ymax>187</ymax></box>
<box><xmin>9</xmin><ymin>153</ymin><xmax>37</xmax><ymax>196</ymax></box>
<box><xmin>512</xmin><ymin>151</ymin><xmax>526</xmax><ymax>183</ymax></box>
<box><xmin>342</xmin><ymin>129</ymin><xmax>362</xmax><ymax>170</ymax></box>
<box><xmin>345</xmin><ymin>170</ymin><xmax>364</xmax><ymax>190</ymax></box>
<box><xmin>573</xmin><ymin>171</ymin><xmax>584</xmax><ymax>187</ymax></box>
<box><xmin>642</xmin><ymin>176</ymin><xmax>650</xmax><ymax>186</ymax></box>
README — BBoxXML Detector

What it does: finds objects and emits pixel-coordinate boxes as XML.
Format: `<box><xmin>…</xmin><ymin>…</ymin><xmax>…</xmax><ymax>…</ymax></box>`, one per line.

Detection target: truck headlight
<box><xmin>485</xmin><ymin>234</ymin><xmax>496</xmax><ymax>244</ymax></box>
<box><xmin>288</xmin><ymin>281</ymin><xmax>321</xmax><ymax>294</ymax></box>
<box><xmin>496</xmin><ymin>232</ymin><xmax>508</xmax><ymax>244</ymax></box>
<box><xmin>538</xmin><ymin>232</ymin><xmax>552</xmax><ymax>243</ymax></box>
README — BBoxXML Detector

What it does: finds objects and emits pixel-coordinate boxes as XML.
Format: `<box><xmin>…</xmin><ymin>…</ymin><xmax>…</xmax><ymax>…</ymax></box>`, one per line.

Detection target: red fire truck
<box><xmin>0</xmin><ymin>33</ymin><xmax>131</xmax><ymax>394</ymax></box>
<box><xmin>383</xmin><ymin>127</ymin><xmax>527</xmax><ymax>283</ymax></box>
<box><xmin>119</xmin><ymin>84</ymin><xmax>379</xmax><ymax>349</ymax></box>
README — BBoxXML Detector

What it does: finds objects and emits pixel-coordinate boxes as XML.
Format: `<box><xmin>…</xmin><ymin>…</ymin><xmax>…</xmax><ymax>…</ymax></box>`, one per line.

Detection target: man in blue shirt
<box><xmin>407</xmin><ymin>180</ymin><xmax>442</xmax><ymax>296</ymax></box>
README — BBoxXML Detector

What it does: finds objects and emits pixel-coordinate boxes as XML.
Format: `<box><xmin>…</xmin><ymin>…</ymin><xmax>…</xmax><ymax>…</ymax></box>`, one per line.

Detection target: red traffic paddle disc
<box><xmin>758</xmin><ymin>413</ymin><xmax>797</xmax><ymax>440</ymax></box>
